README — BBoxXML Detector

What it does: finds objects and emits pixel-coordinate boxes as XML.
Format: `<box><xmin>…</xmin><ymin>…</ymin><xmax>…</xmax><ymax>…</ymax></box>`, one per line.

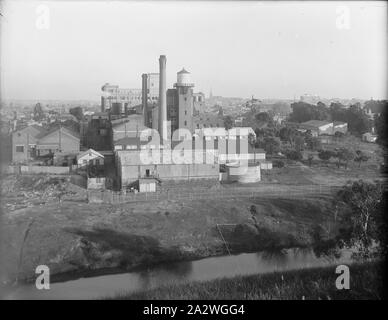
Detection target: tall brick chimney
<box><xmin>158</xmin><ymin>55</ymin><xmax>167</xmax><ymax>143</ymax></box>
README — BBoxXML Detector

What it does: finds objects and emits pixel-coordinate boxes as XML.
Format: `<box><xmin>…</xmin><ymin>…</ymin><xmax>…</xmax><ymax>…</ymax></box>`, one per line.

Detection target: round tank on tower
<box><xmin>175</xmin><ymin>68</ymin><xmax>194</xmax><ymax>87</ymax></box>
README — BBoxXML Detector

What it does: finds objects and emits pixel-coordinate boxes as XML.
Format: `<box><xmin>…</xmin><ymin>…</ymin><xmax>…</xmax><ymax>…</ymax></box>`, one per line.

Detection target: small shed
<box><xmin>362</xmin><ymin>132</ymin><xmax>377</xmax><ymax>143</ymax></box>
<box><xmin>259</xmin><ymin>160</ymin><xmax>273</xmax><ymax>170</ymax></box>
<box><xmin>138</xmin><ymin>178</ymin><xmax>157</xmax><ymax>193</ymax></box>
<box><xmin>77</xmin><ymin>149</ymin><xmax>105</xmax><ymax>167</ymax></box>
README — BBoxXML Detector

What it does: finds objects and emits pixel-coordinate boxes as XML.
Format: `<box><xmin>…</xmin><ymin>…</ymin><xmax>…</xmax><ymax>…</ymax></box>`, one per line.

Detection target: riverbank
<box><xmin>2</xmin><ymin>189</ymin><xmax>340</xmax><ymax>284</ymax></box>
<box><xmin>110</xmin><ymin>261</ymin><xmax>384</xmax><ymax>300</ymax></box>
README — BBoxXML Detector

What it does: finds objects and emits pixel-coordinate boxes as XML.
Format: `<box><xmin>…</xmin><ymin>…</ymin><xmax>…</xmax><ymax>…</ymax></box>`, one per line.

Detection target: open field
<box><xmin>111</xmin><ymin>261</ymin><xmax>384</xmax><ymax>300</ymax></box>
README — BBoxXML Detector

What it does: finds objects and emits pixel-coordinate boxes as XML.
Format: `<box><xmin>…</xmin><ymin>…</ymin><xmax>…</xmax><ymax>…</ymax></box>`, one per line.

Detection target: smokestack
<box><xmin>142</xmin><ymin>73</ymin><xmax>148</xmax><ymax>126</ymax></box>
<box><xmin>158</xmin><ymin>55</ymin><xmax>167</xmax><ymax>143</ymax></box>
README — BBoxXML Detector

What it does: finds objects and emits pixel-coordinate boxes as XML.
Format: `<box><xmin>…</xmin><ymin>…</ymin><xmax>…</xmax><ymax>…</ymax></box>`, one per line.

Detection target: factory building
<box><xmin>105</xmin><ymin>55</ymin><xmax>264</xmax><ymax>190</ymax></box>
<box><xmin>193</xmin><ymin>92</ymin><xmax>206</xmax><ymax>115</ymax></box>
<box><xmin>101</xmin><ymin>83</ymin><xmax>142</xmax><ymax>113</ymax></box>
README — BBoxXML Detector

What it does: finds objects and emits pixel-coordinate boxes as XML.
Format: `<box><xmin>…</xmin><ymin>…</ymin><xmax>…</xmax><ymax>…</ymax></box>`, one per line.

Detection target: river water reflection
<box><xmin>4</xmin><ymin>247</ymin><xmax>352</xmax><ymax>300</ymax></box>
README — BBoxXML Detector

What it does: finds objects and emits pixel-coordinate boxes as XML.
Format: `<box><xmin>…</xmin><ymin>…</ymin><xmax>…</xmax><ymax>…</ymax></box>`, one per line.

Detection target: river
<box><xmin>3</xmin><ymin>247</ymin><xmax>353</xmax><ymax>300</ymax></box>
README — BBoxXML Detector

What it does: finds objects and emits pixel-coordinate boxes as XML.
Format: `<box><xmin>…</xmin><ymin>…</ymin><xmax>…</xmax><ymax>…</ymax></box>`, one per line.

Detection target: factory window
<box><xmin>184</xmin><ymin>97</ymin><xmax>187</xmax><ymax>101</ymax></box>
<box><xmin>184</xmin><ymin>121</ymin><xmax>187</xmax><ymax>126</ymax></box>
<box><xmin>16</xmin><ymin>145</ymin><xmax>24</xmax><ymax>152</ymax></box>
<box><xmin>185</xmin><ymin>110</ymin><xmax>187</xmax><ymax>115</ymax></box>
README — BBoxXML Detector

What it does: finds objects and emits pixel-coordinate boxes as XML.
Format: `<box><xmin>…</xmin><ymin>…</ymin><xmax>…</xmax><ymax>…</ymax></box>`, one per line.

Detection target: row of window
<box><xmin>196</xmin><ymin>123</ymin><xmax>222</xmax><ymax>128</ymax></box>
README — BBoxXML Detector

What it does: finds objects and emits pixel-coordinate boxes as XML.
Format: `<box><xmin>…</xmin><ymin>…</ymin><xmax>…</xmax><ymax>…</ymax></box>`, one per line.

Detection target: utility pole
<box><xmin>27</xmin><ymin>132</ymin><xmax>30</xmax><ymax>164</ymax></box>
<box><xmin>59</xmin><ymin>123</ymin><xmax>62</xmax><ymax>152</ymax></box>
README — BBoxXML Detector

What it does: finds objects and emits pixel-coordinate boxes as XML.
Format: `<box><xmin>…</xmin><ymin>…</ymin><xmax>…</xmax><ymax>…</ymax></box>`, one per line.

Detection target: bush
<box><xmin>272</xmin><ymin>160</ymin><xmax>285</xmax><ymax>168</ymax></box>
<box><xmin>285</xmin><ymin>150</ymin><xmax>303</xmax><ymax>161</ymax></box>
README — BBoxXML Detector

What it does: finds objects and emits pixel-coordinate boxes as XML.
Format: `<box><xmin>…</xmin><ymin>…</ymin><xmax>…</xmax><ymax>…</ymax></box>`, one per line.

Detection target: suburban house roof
<box><xmin>57</xmin><ymin>114</ymin><xmax>79</xmax><ymax>122</ymax></box>
<box><xmin>14</xmin><ymin>125</ymin><xmax>45</xmax><ymax>138</ymax></box>
<box><xmin>333</xmin><ymin>121</ymin><xmax>347</xmax><ymax>126</ymax></box>
<box><xmin>77</xmin><ymin>148</ymin><xmax>104</xmax><ymax>160</ymax></box>
<box><xmin>36</xmin><ymin>126</ymin><xmax>80</xmax><ymax>140</ymax></box>
<box><xmin>300</xmin><ymin>120</ymin><xmax>332</xmax><ymax>128</ymax></box>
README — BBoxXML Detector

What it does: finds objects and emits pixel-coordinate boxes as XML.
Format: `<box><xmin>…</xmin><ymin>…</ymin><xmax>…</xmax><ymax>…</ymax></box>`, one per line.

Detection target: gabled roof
<box><xmin>77</xmin><ymin>148</ymin><xmax>104</xmax><ymax>159</ymax></box>
<box><xmin>333</xmin><ymin>121</ymin><xmax>347</xmax><ymax>126</ymax></box>
<box><xmin>301</xmin><ymin>120</ymin><xmax>332</xmax><ymax>128</ymax></box>
<box><xmin>14</xmin><ymin>125</ymin><xmax>45</xmax><ymax>138</ymax></box>
<box><xmin>37</xmin><ymin>126</ymin><xmax>80</xmax><ymax>140</ymax></box>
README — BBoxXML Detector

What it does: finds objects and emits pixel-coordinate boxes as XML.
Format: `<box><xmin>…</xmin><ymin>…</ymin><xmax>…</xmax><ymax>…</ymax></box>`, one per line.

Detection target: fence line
<box><xmin>87</xmin><ymin>184</ymin><xmax>341</xmax><ymax>204</ymax></box>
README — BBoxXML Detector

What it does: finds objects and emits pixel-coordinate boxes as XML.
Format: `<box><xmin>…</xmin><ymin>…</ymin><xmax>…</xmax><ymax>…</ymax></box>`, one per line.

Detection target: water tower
<box><xmin>174</xmin><ymin>68</ymin><xmax>195</xmax><ymax>132</ymax></box>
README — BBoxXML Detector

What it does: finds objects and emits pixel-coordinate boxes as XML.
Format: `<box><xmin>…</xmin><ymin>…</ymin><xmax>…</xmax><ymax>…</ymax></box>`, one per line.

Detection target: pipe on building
<box><xmin>142</xmin><ymin>73</ymin><xmax>148</xmax><ymax>126</ymax></box>
<box><xmin>158</xmin><ymin>55</ymin><xmax>167</xmax><ymax>143</ymax></box>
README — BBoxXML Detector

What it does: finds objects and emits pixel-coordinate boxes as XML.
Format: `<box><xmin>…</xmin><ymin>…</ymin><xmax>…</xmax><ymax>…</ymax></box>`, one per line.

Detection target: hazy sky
<box><xmin>0</xmin><ymin>0</ymin><xmax>387</xmax><ymax>101</ymax></box>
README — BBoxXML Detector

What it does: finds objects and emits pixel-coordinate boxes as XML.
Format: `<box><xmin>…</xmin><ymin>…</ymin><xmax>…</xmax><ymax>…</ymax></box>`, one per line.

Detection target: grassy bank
<box><xmin>111</xmin><ymin>261</ymin><xmax>384</xmax><ymax>300</ymax></box>
<box><xmin>2</xmin><ymin>182</ymin><xmax>339</xmax><ymax>283</ymax></box>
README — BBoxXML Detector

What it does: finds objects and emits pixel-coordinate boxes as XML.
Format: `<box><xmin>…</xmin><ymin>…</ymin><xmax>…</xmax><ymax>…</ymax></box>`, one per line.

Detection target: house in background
<box><xmin>11</xmin><ymin>125</ymin><xmax>44</xmax><ymax>163</ymax></box>
<box><xmin>297</xmin><ymin>120</ymin><xmax>348</xmax><ymax>136</ymax></box>
<box><xmin>298</xmin><ymin>120</ymin><xmax>333</xmax><ymax>136</ymax></box>
<box><xmin>333</xmin><ymin>121</ymin><xmax>348</xmax><ymax>134</ymax></box>
<box><xmin>35</xmin><ymin>126</ymin><xmax>80</xmax><ymax>157</ymax></box>
<box><xmin>77</xmin><ymin>149</ymin><xmax>105</xmax><ymax>167</ymax></box>
<box><xmin>362</xmin><ymin>132</ymin><xmax>377</xmax><ymax>143</ymax></box>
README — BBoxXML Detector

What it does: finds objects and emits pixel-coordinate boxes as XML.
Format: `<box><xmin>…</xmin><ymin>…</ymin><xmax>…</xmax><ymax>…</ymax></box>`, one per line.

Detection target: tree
<box><xmin>69</xmin><ymin>106</ymin><xmax>83</xmax><ymax>121</ymax></box>
<box><xmin>337</xmin><ymin>148</ymin><xmax>354</xmax><ymax>169</ymax></box>
<box><xmin>263</xmin><ymin>137</ymin><xmax>280</xmax><ymax>155</ymax></box>
<box><xmin>294</xmin><ymin>135</ymin><xmax>305</xmax><ymax>152</ymax></box>
<box><xmin>289</xmin><ymin>101</ymin><xmax>330</xmax><ymax>123</ymax></box>
<box><xmin>375</xmin><ymin>102</ymin><xmax>388</xmax><ymax>148</ymax></box>
<box><xmin>346</xmin><ymin>104</ymin><xmax>371</xmax><ymax>136</ymax></box>
<box><xmin>248</xmin><ymin>132</ymin><xmax>256</xmax><ymax>147</ymax></box>
<box><xmin>33</xmin><ymin>103</ymin><xmax>44</xmax><ymax>121</ymax></box>
<box><xmin>272</xmin><ymin>159</ymin><xmax>285</xmax><ymax>168</ymax></box>
<box><xmin>306</xmin><ymin>136</ymin><xmax>322</xmax><ymax>151</ymax></box>
<box><xmin>354</xmin><ymin>150</ymin><xmax>369</xmax><ymax>168</ymax></box>
<box><xmin>318</xmin><ymin>150</ymin><xmax>332</xmax><ymax>166</ymax></box>
<box><xmin>255</xmin><ymin>112</ymin><xmax>270</xmax><ymax>122</ymax></box>
<box><xmin>279</xmin><ymin>127</ymin><xmax>296</xmax><ymax>145</ymax></box>
<box><xmin>335</xmin><ymin>180</ymin><xmax>384</xmax><ymax>258</ymax></box>
<box><xmin>330</xmin><ymin>102</ymin><xmax>372</xmax><ymax>136</ymax></box>
<box><xmin>307</xmin><ymin>154</ymin><xmax>314</xmax><ymax>167</ymax></box>
<box><xmin>285</xmin><ymin>149</ymin><xmax>303</xmax><ymax>161</ymax></box>
<box><xmin>224</xmin><ymin>116</ymin><xmax>233</xmax><ymax>130</ymax></box>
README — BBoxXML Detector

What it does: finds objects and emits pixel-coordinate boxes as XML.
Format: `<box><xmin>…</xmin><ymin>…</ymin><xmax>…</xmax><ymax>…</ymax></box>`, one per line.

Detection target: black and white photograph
<box><xmin>0</xmin><ymin>0</ymin><xmax>387</xmax><ymax>305</ymax></box>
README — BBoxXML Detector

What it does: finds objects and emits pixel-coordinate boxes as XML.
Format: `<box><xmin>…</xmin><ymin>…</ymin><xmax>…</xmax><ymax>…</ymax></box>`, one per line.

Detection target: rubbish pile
<box><xmin>1</xmin><ymin>174</ymin><xmax>81</xmax><ymax>211</ymax></box>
